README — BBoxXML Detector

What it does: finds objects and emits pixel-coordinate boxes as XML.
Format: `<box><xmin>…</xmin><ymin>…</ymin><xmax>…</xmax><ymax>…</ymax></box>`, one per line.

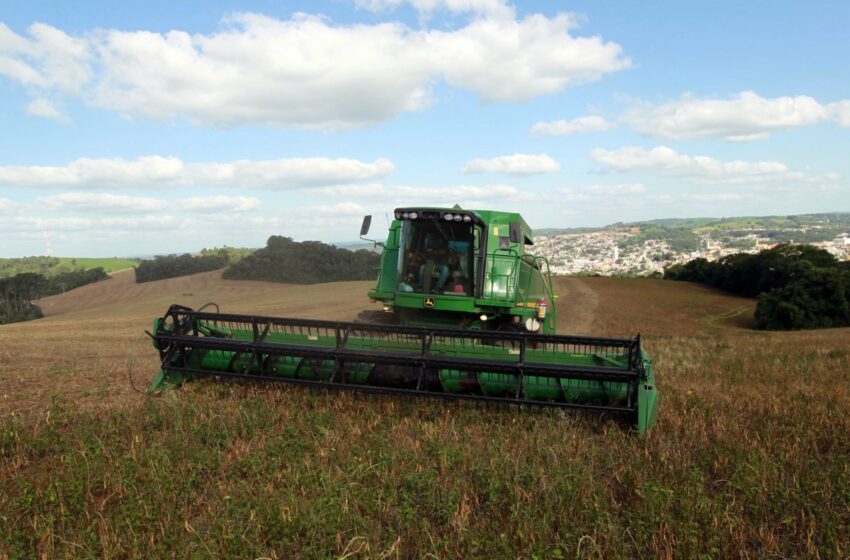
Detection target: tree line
<box><xmin>134</xmin><ymin>252</ymin><xmax>230</xmax><ymax>283</ymax></box>
<box><xmin>0</xmin><ymin>268</ymin><xmax>109</xmax><ymax>324</ymax></box>
<box><xmin>223</xmin><ymin>236</ymin><xmax>380</xmax><ymax>284</ymax></box>
<box><xmin>132</xmin><ymin>240</ymin><xmax>378</xmax><ymax>284</ymax></box>
<box><xmin>664</xmin><ymin>244</ymin><xmax>850</xmax><ymax>330</ymax></box>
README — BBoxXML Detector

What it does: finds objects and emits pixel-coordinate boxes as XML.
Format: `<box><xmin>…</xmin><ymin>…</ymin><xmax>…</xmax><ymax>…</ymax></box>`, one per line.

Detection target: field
<box><xmin>55</xmin><ymin>257</ymin><xmax>140</xmax><ymax>274</ymax></box>
<box><xmin>1</xmin><ymin>271</ymin><xmax>848</xmax><ymax>558</ymax></box>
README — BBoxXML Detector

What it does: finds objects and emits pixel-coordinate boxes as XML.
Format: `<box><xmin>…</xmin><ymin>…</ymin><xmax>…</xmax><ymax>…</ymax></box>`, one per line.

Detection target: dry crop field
<box><xmin>1</xmin><ymin>270</ymin><xmax>848</xmax><ymax>558</ymax></box>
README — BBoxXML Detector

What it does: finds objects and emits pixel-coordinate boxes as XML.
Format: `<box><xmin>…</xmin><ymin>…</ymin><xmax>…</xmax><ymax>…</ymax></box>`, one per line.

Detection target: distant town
<box><xmin>533</xmin><ymin>213</ymin><xmax>850</xmax><ymax>276</ymax></box>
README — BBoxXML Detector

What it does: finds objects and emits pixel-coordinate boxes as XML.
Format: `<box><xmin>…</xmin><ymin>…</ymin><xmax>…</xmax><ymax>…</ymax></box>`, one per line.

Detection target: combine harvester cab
<box><xmin>149</xmin><ymin>207</ymin><xmax>658</xmax><ymax>433</ymax></box>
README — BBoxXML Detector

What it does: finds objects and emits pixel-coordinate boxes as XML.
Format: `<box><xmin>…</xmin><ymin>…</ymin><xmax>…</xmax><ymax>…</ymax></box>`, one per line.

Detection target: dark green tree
<box><xmin>223</xmin><ymin>236</ymin><xmax>380</xmax><ymax>284</ymax></box>
<box><xmin>135</xmin><ymin>253</ymin><xmax>229</xmax><ymax>283</ymax></box>
<box><xmin>665</xmin><ymin>244</ymin><xmax>849</xmax><ymax>331</ymax></box>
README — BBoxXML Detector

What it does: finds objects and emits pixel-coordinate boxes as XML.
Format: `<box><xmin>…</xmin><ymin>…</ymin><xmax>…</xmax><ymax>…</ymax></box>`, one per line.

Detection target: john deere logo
<box><xmin>423</xmin><ymin>297</ymin><xmax>435</xmax><ymax>308</ymax></box>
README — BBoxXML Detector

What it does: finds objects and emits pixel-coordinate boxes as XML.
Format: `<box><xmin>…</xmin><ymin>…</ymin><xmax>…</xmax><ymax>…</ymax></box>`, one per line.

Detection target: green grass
<box><xmin>55</xmin><ymin>257</ymin><xmax>138</xmax><ymax>273</ymax></box>
<box><xmin>2</xmin><ymin>332</ymin><xmax>848</xmax><ymax>559</ymax></box>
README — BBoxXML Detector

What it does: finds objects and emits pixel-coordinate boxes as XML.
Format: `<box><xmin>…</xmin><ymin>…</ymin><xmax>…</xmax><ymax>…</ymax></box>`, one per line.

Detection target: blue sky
<box><xmin>1</xmin><ymin>0</ymin><xmax>848</xmax><ymax>257</ymax></box>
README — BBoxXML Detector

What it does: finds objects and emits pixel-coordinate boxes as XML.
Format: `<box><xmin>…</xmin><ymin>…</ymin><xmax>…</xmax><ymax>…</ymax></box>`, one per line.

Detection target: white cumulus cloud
<box><xmin>589</xmin><ymin>145</ymin><xmax>827</xmax><ymax>185</ymax></box>
<box><xmin>430</xmin><ymin>14</ymin><xmax>629</xmax><ymax>103</ymax></box>
<box><xmin>38</xmin><ymin>192</ymin><xmax>166</xmax><ymax>212</ymax></box>
<box><xmin>179</xmin><ymin>196</ymin><xmax>259</xmax><ymax>213</ymax></box>
<box><xmin>0</xmin><ymin>22</ymin><xmax>91</xmax><ymax>93</ymax></box>
<box><xmin>25</xmin><ymin>97</ymin><xmax>68</xmax><ymax>122</ymax></box>
<box><xmin>828</xmin><ymin>100</ymin><xmax>850</xmax><ymax>127</ymax></box>
<box><xmin>620</xmin><ymin>91</ymin><xmax>844</xmax><ymax>141</ymax></box>
<box><xmin>356</xmin><ymin>0</ymin><xmax>515</xmax><ymax>19</ymax></box>
<box><xmin>0</xmin><ymin>156</ymin><xmax>394</xmax><ymax>189</ymax></box>
<box><xmin>531</xmin><ymin>115</ymin><xmax>612</xmax><ymax>136</ymax></box>
<box><xmin>0</xmin><ymin>214</ymin><xmax>185</xmax><ymax>236</ymax></box>
<box><xmin>461</xmin><ymin>153</ymin><xmax>560</xmax><ymax>175</ymax></box>
<box><xmin>0</xmin><ymin>10</ymin><xmax>629</xmax><ymax>128</ymax></box>
<box><xmin>37</xmin><ymin>192</ymin><xmax>261</xmax><ymax>213</ymax></box>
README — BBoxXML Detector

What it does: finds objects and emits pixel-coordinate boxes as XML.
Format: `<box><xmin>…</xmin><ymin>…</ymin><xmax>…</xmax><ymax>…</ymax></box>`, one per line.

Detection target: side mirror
<box><xmin>509</xmin><ymin>221</ymin><xmax>522</xmax><ymax>244</ymax></box>
<box><xmin>360</xmin><ymin>215</ymin><xmax>372</xmax><ymax>237</ymax></box>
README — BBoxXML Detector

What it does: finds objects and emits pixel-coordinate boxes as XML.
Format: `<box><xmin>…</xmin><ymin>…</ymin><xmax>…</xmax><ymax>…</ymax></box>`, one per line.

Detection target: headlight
<box><xmin>463</xmin><ymin>215</ymin><xmax>472</xmax><ymax>223</ymax></box>
<box><xmin>453</xmin><ymin>214</ymin><xmax>462</xmax><ymax>221</ymax></box>
<box><xmin>402</xmin><ymin>212</ymin><xmax>410</xmax><ymax>219</ymax></box>
<box><xmin>409</xmin><ymin>212</ymin><xmax>419</xmax><ymax>219</ymax></box>
<box><xmin>444</xmin><ymin>213</ymin><xmax>454</xmax><ymax>221</ymax></box>
<box><xmin>395</xmin><ymin>211</ymin><xmax>402</xmax><ymax>219</ymax></box>
<box><xmin>525</xmin><ymin>317</ymin><xmax>541</xmax><ymax>332</ymax></box>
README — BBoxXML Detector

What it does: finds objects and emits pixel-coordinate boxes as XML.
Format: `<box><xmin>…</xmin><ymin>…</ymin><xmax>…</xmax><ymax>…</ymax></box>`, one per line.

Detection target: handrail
<box><xmin>533</xmin><ymin>255</ymin><xmax>557</xmax><ymax>331</ymax></box>
<box><xmin>484</xmin><ymin>250</ymin><xmax>520</xmax><ymax>302</ymax></box>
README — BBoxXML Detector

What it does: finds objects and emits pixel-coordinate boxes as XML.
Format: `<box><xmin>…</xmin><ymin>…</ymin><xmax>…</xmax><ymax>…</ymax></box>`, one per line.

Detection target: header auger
<box><xmin>149</xmin><ymin>207</ymin><xmax>658</xmax><ymax>433</ymax></box>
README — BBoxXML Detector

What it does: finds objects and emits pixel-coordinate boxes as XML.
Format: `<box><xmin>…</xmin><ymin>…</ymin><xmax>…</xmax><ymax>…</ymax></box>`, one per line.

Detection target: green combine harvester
<box><xmin>150</xmin><ymin>207</ymin><xmax>658</xmax><ymax>432</ymax></box>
